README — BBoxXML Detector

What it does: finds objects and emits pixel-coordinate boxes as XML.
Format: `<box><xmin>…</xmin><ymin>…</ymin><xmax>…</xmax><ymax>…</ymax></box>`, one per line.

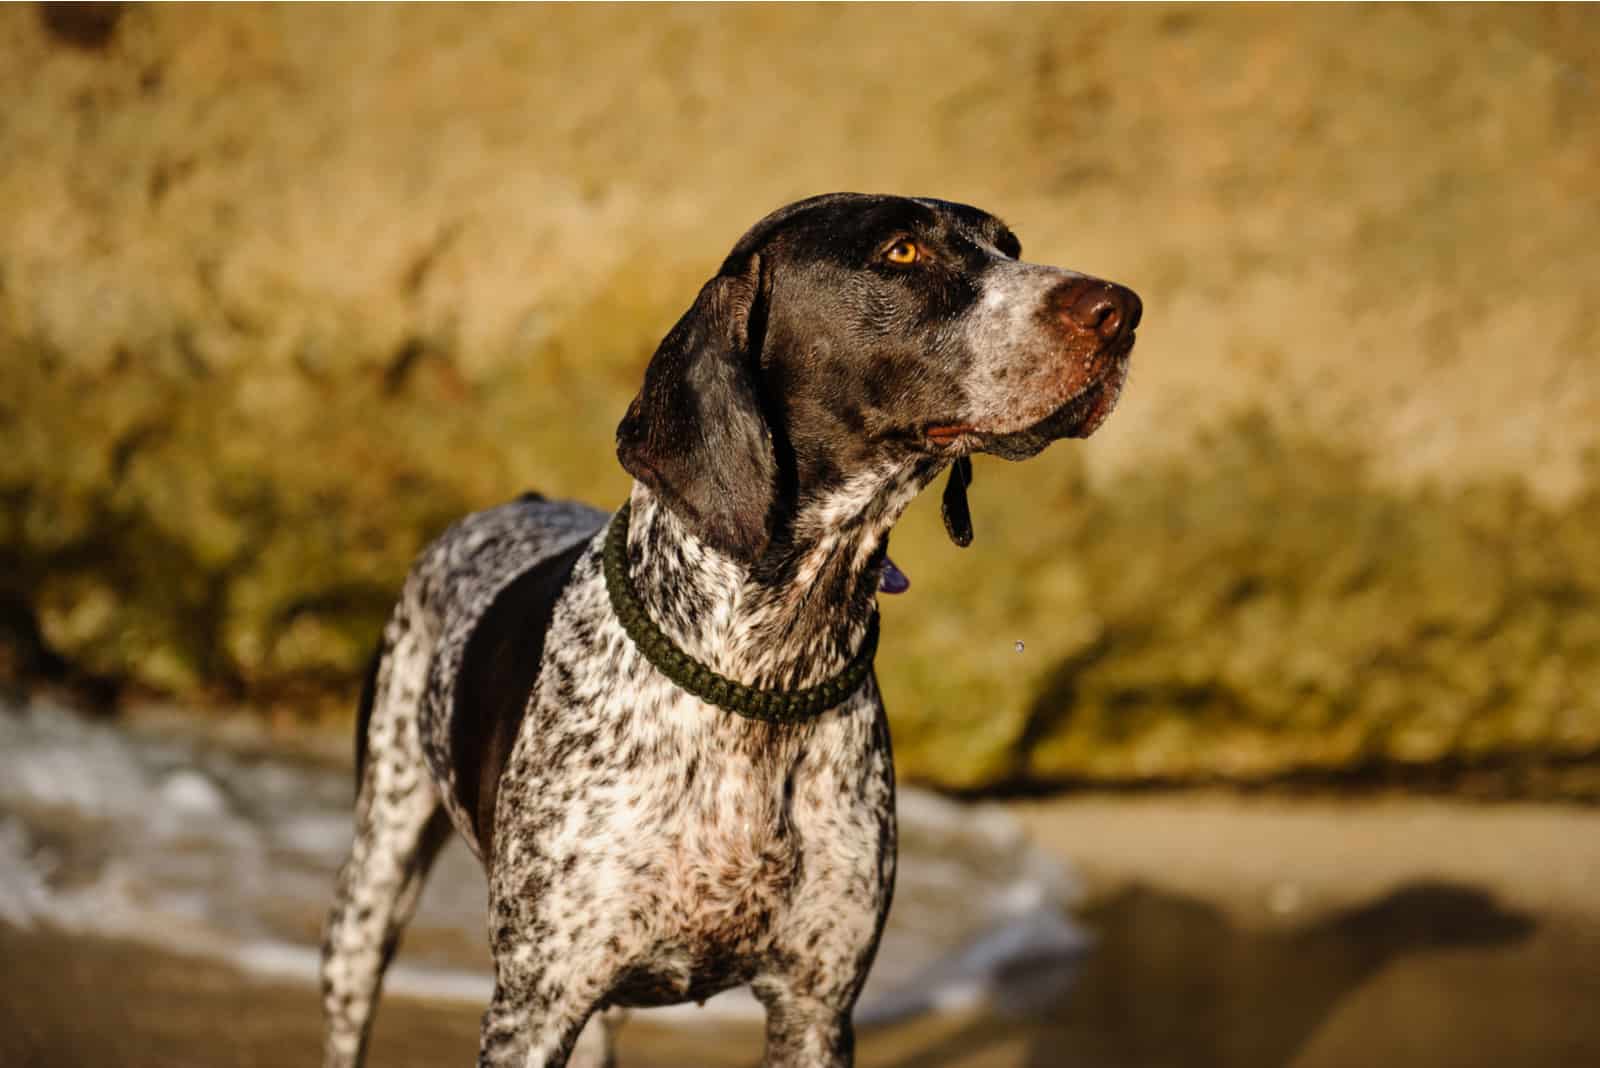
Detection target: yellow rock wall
<box><xmin>3</xmin><ymin>4</ymin><xmax>1596</xmax><ymax>786</ymax></box>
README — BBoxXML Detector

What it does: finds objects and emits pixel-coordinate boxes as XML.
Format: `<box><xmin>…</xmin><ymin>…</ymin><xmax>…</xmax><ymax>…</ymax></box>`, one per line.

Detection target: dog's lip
<box><xmin>1058</xmin><ymin>379</ymin><xmax>1112</xmax><ymax>439</ymax></box>
<box><xmin>1067</xmin><ymin>344</ymin><xmax>1133</xmax><ymax>439</ymax></box>
<box><xmin>922</xmin><ymin>335</ymin><xmax>1135</xmax><ymax>452</ymax></box>
<box><xmin>921</xmin><ymin>378</ymin><xmax>1103</xmax><ymax>448</ymax></box>
<box><xmin>924</xmin><ymin>423</ymin><xmax>979</xmax><ymax>447</ymax></box>
<box><xmin>970</xmin><ymin>353</ymin><xmax>1131</xmax><ymax>458</ymax></box>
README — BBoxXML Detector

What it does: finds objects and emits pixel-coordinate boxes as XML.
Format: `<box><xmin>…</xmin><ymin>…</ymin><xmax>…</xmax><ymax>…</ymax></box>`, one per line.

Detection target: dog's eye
<box><xmin>884</xmin><ymin>240</ymin><xmax>921</xmax><ymax>266</ymax></box>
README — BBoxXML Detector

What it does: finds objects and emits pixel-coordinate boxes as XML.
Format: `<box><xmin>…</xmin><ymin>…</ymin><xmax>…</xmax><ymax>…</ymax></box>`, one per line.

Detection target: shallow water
<box><xmin>0</xmin><ymin>697</ymin><xmax>1086</xmax><ymax>1025</ymax></box>
<box><xmin>3</xmin><ymin>698</ymin><xmax>1597</xmax><ymax>1068</ymax></box>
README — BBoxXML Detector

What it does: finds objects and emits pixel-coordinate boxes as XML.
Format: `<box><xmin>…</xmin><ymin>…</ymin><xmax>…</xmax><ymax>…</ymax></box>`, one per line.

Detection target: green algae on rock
<box><xmin>2</xmin><ymin>4</ymin><xmax>1597</xmax><ymax>786</ymax></box>
<box><xmin>1008</xmin><ymin>419</ymin><xmax>1600</xmax><ymax>788</ymax></box>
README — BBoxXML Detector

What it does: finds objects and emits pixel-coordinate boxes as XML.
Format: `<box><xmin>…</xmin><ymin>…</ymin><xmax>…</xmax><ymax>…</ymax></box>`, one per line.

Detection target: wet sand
<box><xmin>4</xmin><ymin>793</ymin><xmax>1599</xmax><ymax>1068</ymax></box>
<box><xmin>0</xmin><ymin>923</ymin><xmax>981</xmax><ymax>1068</ymax></box>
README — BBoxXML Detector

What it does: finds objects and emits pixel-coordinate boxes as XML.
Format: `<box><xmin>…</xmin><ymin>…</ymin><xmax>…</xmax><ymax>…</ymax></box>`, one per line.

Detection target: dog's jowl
<box><xmin>320</xmin><ymin>193</ymin><xmax>1140</xmax><ymax>1068</ymax></box>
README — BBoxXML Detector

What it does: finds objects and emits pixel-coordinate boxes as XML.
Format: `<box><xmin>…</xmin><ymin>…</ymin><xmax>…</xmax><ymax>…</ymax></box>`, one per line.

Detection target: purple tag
<box><xmin>879</xmin><ymin>555</ymin><xmax>910</xmax><ymax>595</ymax></box>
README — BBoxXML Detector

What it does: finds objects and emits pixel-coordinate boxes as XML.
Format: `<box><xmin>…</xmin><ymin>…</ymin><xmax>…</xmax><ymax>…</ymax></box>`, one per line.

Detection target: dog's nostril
<box><xmin>1086</xmin><ymin>297</ymin><xmax>1120</xmax><ymax>338</ymax></box>
<box><xmin>1062</xmin><ymin>281</ymin><xmax>1140</xmax><ymax>342</ymax></box>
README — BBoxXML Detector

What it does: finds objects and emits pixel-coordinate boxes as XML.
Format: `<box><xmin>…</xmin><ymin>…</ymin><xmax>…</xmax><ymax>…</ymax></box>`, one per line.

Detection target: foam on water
<box><xmin>0</xmin><ymin>697</ymin><xmax>1088</xmax><ymax>1025</ymax></box>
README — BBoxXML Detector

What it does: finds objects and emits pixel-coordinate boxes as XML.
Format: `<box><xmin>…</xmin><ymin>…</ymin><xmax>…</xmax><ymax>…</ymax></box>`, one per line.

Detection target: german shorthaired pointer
<box><xmin>320</xmin><ymin>193</ymin><xmax>1140</xmax><ymax>1067</ymax></box>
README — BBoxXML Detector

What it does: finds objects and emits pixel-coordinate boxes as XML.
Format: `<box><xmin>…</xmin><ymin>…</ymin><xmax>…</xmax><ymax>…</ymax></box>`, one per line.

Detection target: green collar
<box><xmin>603</xmin><ymin>501</ymin><xmax>879</xmax><ymax>723</ymax></box>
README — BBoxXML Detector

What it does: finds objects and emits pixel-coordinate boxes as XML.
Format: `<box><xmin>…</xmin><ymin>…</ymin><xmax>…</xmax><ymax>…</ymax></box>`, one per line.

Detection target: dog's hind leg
<box><xmin>320</xmin><ymin>623</ymin><xmax>450</xmax><ymax>1068</ymax></box>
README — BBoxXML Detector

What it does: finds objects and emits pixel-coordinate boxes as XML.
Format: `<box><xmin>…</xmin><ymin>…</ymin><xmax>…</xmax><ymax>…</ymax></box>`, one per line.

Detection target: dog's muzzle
<box><xmin>983</xmin><ymin>278</ymin><xmax>1141</xmax><ymax>460</ymax></box>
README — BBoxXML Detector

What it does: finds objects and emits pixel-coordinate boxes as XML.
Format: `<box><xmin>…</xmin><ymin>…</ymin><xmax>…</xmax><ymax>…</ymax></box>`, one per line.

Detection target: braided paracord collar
<box><xmin>603</xmin><ymin>502</ymin><xmax>880</xmax><ymax>723</ymax></box>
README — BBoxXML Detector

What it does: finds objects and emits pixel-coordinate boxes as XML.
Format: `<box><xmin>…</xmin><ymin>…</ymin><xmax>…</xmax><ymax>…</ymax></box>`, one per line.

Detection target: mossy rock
<box><xmin>3</xmin><ymin>4</ymin><xmax>1598</xmax><ymax>789</ymax></box>
<box><xmin>899</xmin><ymin>416</ymin><xmax>1600</xmax><ymax>789</ymax></box>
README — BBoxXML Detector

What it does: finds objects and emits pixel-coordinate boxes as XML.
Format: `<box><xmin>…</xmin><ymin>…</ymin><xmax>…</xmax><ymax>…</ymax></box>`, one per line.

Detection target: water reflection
<box><xmin>886</xmin><ymin>881</ymin><xmax>1536</xmax><ymax>1068</ymax></box>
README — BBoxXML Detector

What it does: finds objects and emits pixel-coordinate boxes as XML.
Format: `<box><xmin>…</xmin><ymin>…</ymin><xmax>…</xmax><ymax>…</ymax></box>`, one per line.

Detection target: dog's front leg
<box><xmin>478</xmin><ymin>829</ymin><xmax>621</xmax><ymax>1067</ymax></box>
<box><xmin>752</xmin><ymin>979</ymin><xmax>857</xmax><ymax>1068</ymax></box>
<box><xmin>750</xmin><ymin>706</ymin><xmax>897</xmax><ymax>1068</ymax></box>
<box><xmin>568</xmin><ymin>1008</ymin><xmax>624</xmax><ymax>1068</ymax></box>
<box><xmin>477</xmin><ymin>967</ymin><xmax>598</xmax><ymax>1068</ymax></box>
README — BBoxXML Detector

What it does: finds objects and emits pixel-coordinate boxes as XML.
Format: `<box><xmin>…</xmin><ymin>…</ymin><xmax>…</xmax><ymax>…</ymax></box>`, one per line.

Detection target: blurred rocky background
<box><xmin>3</xmin><ymin>3</ymin><xmax>1597</xmax><ymax>791</ymax></box>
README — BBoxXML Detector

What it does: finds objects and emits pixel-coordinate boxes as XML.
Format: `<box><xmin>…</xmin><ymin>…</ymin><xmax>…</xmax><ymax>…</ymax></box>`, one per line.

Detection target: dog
<box><xmin>320</xmin><ymin>192</ymin><xmax>1140</xmax><ymax>1067</ymax></box>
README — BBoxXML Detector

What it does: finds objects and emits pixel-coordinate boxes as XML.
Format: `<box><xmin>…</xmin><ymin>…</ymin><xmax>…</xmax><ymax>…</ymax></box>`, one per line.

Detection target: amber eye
<box><xmin>884</xmin><ymin>239</ymin><xmax>920</xmax><ymax>266</ymax></box>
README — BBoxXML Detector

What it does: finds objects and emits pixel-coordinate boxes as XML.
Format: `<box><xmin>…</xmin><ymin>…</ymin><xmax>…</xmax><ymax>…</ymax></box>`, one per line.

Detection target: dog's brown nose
<box><xmin>1057</xmin><ymin>278</ymin><xmax>1142</xmax><ymax>343</ymax></box>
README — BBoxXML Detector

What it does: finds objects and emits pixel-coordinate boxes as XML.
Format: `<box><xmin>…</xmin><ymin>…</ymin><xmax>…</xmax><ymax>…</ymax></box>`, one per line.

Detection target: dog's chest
<box><xmin>598</xmin><ymin>672</ymin><xmax>809</xmax><ymax>914</ymax></box>
<box><xmin>613</xmin><ymin>730</ymin><xmax>806</xmax><ymax>995</ymax></box>
<box><xmin>484</xmin><ymin>551</ymin><xmax>891</xmax><ymax>1004</ymax></box>
<box><xmin>536</xmin><ymin>673</ymin><xmax>825</xmax><ymax>1004</ymax></box>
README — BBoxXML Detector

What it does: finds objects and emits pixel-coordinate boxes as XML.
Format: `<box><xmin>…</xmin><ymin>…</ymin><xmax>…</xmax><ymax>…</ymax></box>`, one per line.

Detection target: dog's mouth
<box><xmin>924</xmin><ymin>340</ymin><xmax>1133</xmax><ymax>460</ymax></box>
<box><xmin>1017</xmin><ymin>346</ymin><xmax>1131</xmax><ymax>443</ymax></box>
<box><xmin>924</xmin><ymin>423</ymin><xmax>979</xmax><ymax>448</ymax></box>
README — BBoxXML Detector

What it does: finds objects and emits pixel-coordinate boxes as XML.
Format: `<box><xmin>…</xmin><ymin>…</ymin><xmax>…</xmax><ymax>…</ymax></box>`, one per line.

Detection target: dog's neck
<box><xmin>625</xmin><ymin>457</ymin><xmax>943</xmax><ymax>693</ymax></box>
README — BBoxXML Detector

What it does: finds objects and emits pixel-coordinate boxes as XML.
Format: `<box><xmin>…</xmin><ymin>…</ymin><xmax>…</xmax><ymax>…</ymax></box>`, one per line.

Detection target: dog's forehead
<box><xmin>727</xmin><ymin>193</ymin><xmax>1012</xmax><ymax>267</ymax></box>
<box><xmin>809</xmin><ymin>196</ymin><xmax>1008</xmax><ymax>248</ymax></box>
<box><xmin>908</xmin><ymin>197</ymin><xmax>1011</xmax><ymax>244</ymax></box>
<box><xmin>916</xmin><ymin>200</ymin><xmax>1023</xmax><ymax>260</ymax></box>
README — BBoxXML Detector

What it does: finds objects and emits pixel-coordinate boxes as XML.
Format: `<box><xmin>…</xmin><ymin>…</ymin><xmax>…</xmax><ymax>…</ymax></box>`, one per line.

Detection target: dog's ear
<box><xmin>616</xmin><ymin>254</ymin><xmax>777</xmax><ymax>563</ymax></box>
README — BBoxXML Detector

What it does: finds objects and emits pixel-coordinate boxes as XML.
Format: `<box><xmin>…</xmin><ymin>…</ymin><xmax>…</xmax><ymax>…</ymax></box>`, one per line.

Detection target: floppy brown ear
<box><xmin>615</xmin><ymin>254</ymin><xmax>777</xmax><ymax>562</ymax></box>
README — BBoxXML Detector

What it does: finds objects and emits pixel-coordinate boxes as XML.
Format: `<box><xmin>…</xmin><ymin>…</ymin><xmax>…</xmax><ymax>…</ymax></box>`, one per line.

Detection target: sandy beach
<box><xmin>4</xmin><ymin>790</ymin><xmax>1597</xmax><ymax>1068</ymax></box>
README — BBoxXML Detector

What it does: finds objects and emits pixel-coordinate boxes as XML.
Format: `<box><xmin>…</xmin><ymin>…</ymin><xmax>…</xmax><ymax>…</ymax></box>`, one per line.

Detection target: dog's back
<box><xmin>390</xmin><ymin>493</ymin><xmax>606</xmax><ymax>854</ymax></box>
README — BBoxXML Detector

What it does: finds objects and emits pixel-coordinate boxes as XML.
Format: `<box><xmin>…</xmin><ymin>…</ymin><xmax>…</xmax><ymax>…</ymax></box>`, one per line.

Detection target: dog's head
<box><xmin>617</xmin><ymin>193</ymin><xmax>1140</xmax><ymax>562</ymax></box>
